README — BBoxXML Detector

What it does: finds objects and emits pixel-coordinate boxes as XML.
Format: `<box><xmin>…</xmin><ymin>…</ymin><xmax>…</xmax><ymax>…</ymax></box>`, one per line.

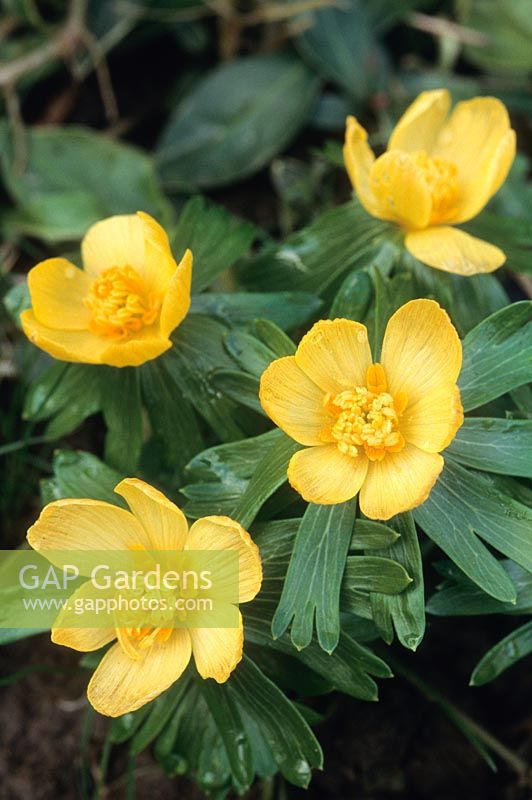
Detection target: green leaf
<box><xmin>166</xmin><ymin>314</ymin><xmax>259</xmax><ymax>441</ymax></box>
<box><xmin>427</xmin><ymin>560</ymin><xmax>532</xmax><ymax>617</ymax></box>
<box><xmin>0</xmin><ymin>124</ymin><xmax>170</xmax><ymax>241</ymax></box>
<box><xmin>415</xmin><ymin>460</ymin><xmax>532</xmax><ymax>602</ymax></box>
<box><xmin>296</xmin><ymin>0</ymin><xmax>388</xmax><ymax>102</ymax></box>
<box><xmin>130</xmin><ymin>675</ymin><xmax>190</xmax><ymax>756</ymax></box>
<box><xmin>227</xmin><ymin>656</ymin><xmax>323</xmax><ymax>788</ymax></box>
<box><xmin>210</xmin><ymin>370</ymin><xmax>263</xmax><ymax>415</ymax></box>
<box><xmin>172</xmin><ymin>196</ymin><xmax>256</xmax><ymax>292</ymax></box>
<box><xmin>368</xmin><ymin>513</ymin><xmax>426</xmax><ymax>650</ymax></box>
<box><xmin>101</xmin><ymin>368</ymin><xmax>142</xmax><ymax>473</ymax></box>
<box><xmin>40</xmin><ymin>450</ymin><xmax>125</xmax><ymax>506</ymax></box>
<box><xmin>110</xmin><ymin>705</ymin><xmax>152</xmax><ymax>744</ymax></box>
<box><xmin>3</xmin><ymin>281</ymin><xmax>31</xmax><ymax>326</ymax></box>
<box><xmin>239</xmin><ymin>199</ymin><xmax>393</xmax><ymax>294</ymax></box>
<box><xmin>470</xmin><ymin>622</ymin><xmax>532</xmax><ymax>686</ymax></box>
<box><xmin>446</xmin><ymin>418</ymin><xmax>532</xmax><ymax>478</ymax></box>
<box><xmin>343</xmin><ymin>555</ymin><xmax>412</xmax><ymax>594</ymax></box>
<box><xmin>350</xmin><ymin>519</ymin><xmax>400</xmax><ymax>549</ymax></box>
<box><xmin>272</xmin><ymin>500</ymin><xmax>356</xmax><ymax>653</ymax></box>
<box><xmin>253</xmin><ymin>318</ymin><xmax>296</xmax><ymax>357</ymax></box>
<box><xmin>0</xmin><ymin>628</ymin><xmax>45</xmax><ymax>645</ymax></box>
<box><xmin>225</xmin><ymin>330</ymin><xmax>279</xmax><ymax>377</ymax></box>
<box><xmin>330</xmin><ymin>269</ymin><xmax>373</xmax><ymax>321</ymax></box>
<box><xmin>140</xmin><ymin>358</ymin><xmax>203</xmax><ymax>474</ymax></box>
<box><xmin>459</xmin><ymin>302</ymin><xmax>532</xmax><ymax>411</ymax></box>
<box><xmin>199</xmin><ymin>680</ymin><xmax>254</xmax><ymax>793</ymax></box>
<box><xmin>464</xmin><ymin>211</ymin><xmax>532</xmax><ymax>275</ymax></box>
<box><xmin>156</xmin><ymin>53</ymin><xmax>320</xmax><ymax>190</ymax></box>
<box><xmin>191</xmin><ymin>291</ymin><xmax>322</xmax><ymax>331</ymax></box>
<box><xmin>458</xmin><ymin>0</ymin><xmax>532</xmax><ymax>75</ymax></box>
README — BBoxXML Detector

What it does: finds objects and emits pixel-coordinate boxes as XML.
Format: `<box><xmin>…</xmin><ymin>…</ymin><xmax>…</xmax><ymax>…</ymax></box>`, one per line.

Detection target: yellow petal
<box><xmin>190</xmin><ymin>611</ymin><xmax>243</xmax><ymax>683</ymax></box>
<box><xmin>287</xmin><ymin>445</ymin><xmax>368</xmax><ymax>505</ymax></box>
<box><xmin>359</xmin><ymin>445</ymin><xmax>443</xmax><ymax>520</ymax></box>
<box><xmin>159</xmin><ymin>248</ymin><xmax>192</xmax><ymax>337</ymax></box>
<box><xmin>20</xmin><ymin>310</ymin><xmax>107</xmax><ymax>364</ymax></box>
<box><xmin>453</xmin><ymin>129</ymin><xmax>516</xmax><ymax>223</ymax></box>
<box><xmin>52</xmin><ymin>627</ymin><xmax>116</xmax><ymax>652</ymax></box>
<box><xmin>114</xmin><ymin>478</ymin><xmax>189</xmax><ymax>550</ymax></box>
<box><xmin>381</xmin><ymin>299</ymin><xmax>462</xmax><ymax>406</ymax></box>
<box><xmin>405</xmin><ymin>226</ymin><xmax>505</xmax><ymax>275</ymax></box>
<box><xmin>81</xmin><ymin>212</ymin><xmax>176</xmax><ymax>295</ymax></box>
<box><xmin>295</xmin><ymin>319</ymin><xmax>372</xmax><ymax>395</ymax></box>
<box><xmin>369</xmin><ymin>151</ymin><xmax>432</xmax><ymax>229</ymax></box>
<box><xmin>186</xmin><ymin>516</ymin><xmax>262</xmax><ymax>604</ymax></box>
<box><xmin>343</xmin><ymin>116</ymin><xmax>381</xmax><ymax>217</ymax></box>
<box><xmin>27</xmin><ymin>498</ymin><xmax>150</xmax><ymax>551</ymax></box>
<box><xmin>99</xmin><ymin>326</ymin><xmax>172</xmax><ymax>367</ymax></box>
<box><xmin>27</xmin><ymin>258</ymin><xmax>92</xmax><ymax>330</ymax></box>
<box><xmin>388</xmin><ymin>89</ymin><xmax>451</xmax><ymax>153</ymax></box>
<box><xmin>401</xmin><ymin>384</ymin><xmax>463</xmax><ymax>453</ymax></box>
<box><xmin>259</xmin><ymin>356</ymin><xmax>333</xmax><ymax>446</ymax></box>
<box><xmin>87</xmin><ymin>630</ymin><xmax>192</xmax><ymax>716</ymax></box>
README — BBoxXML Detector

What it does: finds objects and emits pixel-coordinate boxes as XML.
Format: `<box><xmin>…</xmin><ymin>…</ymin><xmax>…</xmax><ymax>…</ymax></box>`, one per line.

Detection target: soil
<box><xmin>1</xmin><ymin>614</ymin><xmax>531</xmax><ymax>800</ymax></box>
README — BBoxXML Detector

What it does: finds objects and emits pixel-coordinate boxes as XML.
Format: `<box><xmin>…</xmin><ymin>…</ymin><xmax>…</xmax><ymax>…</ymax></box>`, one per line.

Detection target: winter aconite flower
<box><xmin>21</xmin><ymin>213</ymin><xmax>192</xmax><ymax>367</ymax></box>
<box><xmin>27</xmin><ymin>478</ymin><xmax>262</xmax><ymax>717</ymax></box>
<box><xmin>344</xmin><ymin>89</ymin><xmax>515</xmax><ymax>275</ymax></box>
<box><xmin>260</xmin><ymin>300</ymin><xmax>463</xmax><ymax>520</ymax></box>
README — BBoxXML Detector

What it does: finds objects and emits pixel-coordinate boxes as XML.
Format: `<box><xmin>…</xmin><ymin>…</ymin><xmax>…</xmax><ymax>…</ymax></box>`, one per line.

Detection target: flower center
<box><xmin>84</xmin><ymin>265</ymin><xmax>161</xmax><ymax>339</ymax></box>
<box><xmin>326</xmin><ymin>364</ymin><xmax>407</xmax><ymax>462</ymax></box>
<box><xmin>412</xmin><ymin>151</ymin><xmax>460</xmax><ymax>224</ymax></box>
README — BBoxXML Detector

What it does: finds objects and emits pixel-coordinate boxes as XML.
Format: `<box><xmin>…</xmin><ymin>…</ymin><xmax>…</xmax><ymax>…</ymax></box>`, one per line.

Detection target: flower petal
<box><xmin>81</xmin><ymin>213</ymin><xmax>176</xmax><ymax>295</ymax></box>
<box><xmin>190</xmin><ymin>611</ymin><xmax>243</xmax><ymax>683</ymax></box>
<box><xmin>52</xmin><ymin>627</ymin><xmax>116</xmax><ymax>652</ymax></box>
<box><xmin>27</xmin><ymin>258</ymin><xmax>92</xmax><ymax>330</ymax></box>
<box><xmin>20</xmin><ymin>310</ymin><xmax>107</xmax><ymax>364</ymax></box>
<box><xmin>159</xmin><ymin>248</ymin><xmax>192</xmax><ymax>338</ymax></box>
<box><xmin>259</xmin><ymin>356</ymin><xmax>333</xmax><ymax>446</ymax></box>
<box><xmin>114</xmin><ymin>478</ymin><xmax>188</xmax><ymax>550</ymax></box>
<box><xmin>343</xmin><ymin>116</ymin><xmax>381</xmax><ymax>217</ymax></box>
<box><xmin>186</xmin><ymin>516</ymin><xmax>262</xmax><ymax>604</ymax></box>
<box><xmin>401</xmin><ymin>384</ymin><xmax>463</xmax><ymax>453</ymax></box>
<box><xmin>381</xmin><ymin>299</ymin><xmax>462</xmax><ymax>406</ymax></box>
<box><xmin>87</xmin><ymin>630</ymin><xmax>192</xmax><ymax>716</ymax></box>
<box><xmin>287</xmin><ymin>445</ymin><xmax>368</xmax><ymax>505</ymax></box>
<box><xmin>369</xmin><ymin>150</ymin><xmax>432</xmax><ymax>229</ymax></box>
<box><xmin>27</xmin><ymin>498</ymin><xmax>150</xmax><ymax>551</ymax></box>
<box><xmin>359</xmin><ymin>445</ymin><xmax>444</xmax><ymax>520</ymax></box>
<box><xmin>295</xmin><ymin>319</ymin><xmax>372</xmax><ymax>395</ymax></box>
<box><xmin>99</xmin><ymin>326</ymin><xmax>172</xmax><ymax>367</ymax></box>
<box><xmin>405</xmin><ymin>226</ymin><xmax>505</xmax><ymax>275</ymax></box>
<box><xmin>388</xmin><ymin>89</ymin><xmax>451</xmax><ymax>153</ymax></box>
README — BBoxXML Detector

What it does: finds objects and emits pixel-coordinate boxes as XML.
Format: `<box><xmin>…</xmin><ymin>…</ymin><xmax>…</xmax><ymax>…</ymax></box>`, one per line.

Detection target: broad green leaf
<box><xmin>225</xmin><ymin>330</ymin><xmax>279</xmax><ymax>377</ymax></box>
<box><xmin>110</xmin><ymin>705</ymin><xmax>151</xmax><ymax>744</ymax></box>
<box><xmin>272</xmin><ymin>500</ymin><xmax>357</xmax><ymax>653</ymax></box>
<box><xmin>40</xmin><ymin>450</ymin><xmax>125</xmax><ymax>507</ymax></box>
<box><xmin>167</xmin><ymin>314</ymin><xmax>259</xmax><ymax>441</ymax></box>
<box><xmin>330</xmin><ymin>269</ymin><xmax>373</xmax><ymax>321</ymax></box>
<box><xmin>446</xmin><ymin>418</ymin><xmax>532</xmax><ymax>478</ymax></box>
<box><xmin>253</xmin><ymin>319</ymin><xmax>296</xmax><ymax>357</ymax></box>
<box><xmin>459</xmin><ymin>0</ymin><xmax>532</xmax><ymax>74</ymax></box>
<box><xmin>464</xmin><ymin>211</ymin><xmax>532</xmax><ymax>275</ymax></box>
<box><xmin>210</xmin><ymin>371</ymin><xmax>263</xmax><ymax>415</ymax></box>
<box><xmin>427</xmin><ymin>560</ymin><xmax>532</xmax><ymax>617</ymax></box>
<box><xmin>101</xmin><ymin>368</ymin><xmax>143</xmax><ymax>473</ymax></box>
<box><xmin>239</xmin><ymin>199</ymin><xmax>393</xmax><ymax>294</ymax></box>
<box><xmin>130</xmin><ymin>680</ymin><xmax>189</xmax><ymax>756</ymax></box>
<box><xmin>227</xmin><ymin>656</ymin><xmax>323</xmax><ymax>788</ymax></box>
<box><xmin>0</xmin><ymin>124</ymin><xmax>170</xmax><ymax>241</ymax></box>
<box><xmin>368</xmin><ymin>513</ymin><xmax>426</xmax><ymax>650</ymax></box>
<box><xmin>191</xmin><ymin>291</ymin><xmax>322</xmax><ymax>331</ymax></box>
<box><xmin>0</xmin><ymin>628</ymin><xmax>45</xmax><ymax>645</ymax></box>
<box><xmin>415</xmin><ymin>460</ymin><xmax>532</xmax><ymax>601</ymax></box>
<box><xmin>140</xmin><ymin>358</ymin><xmax>203</xmax><ymax>474</ymax></box>
<box><xmin>171</xmin><ymin>196</ymin><xmax>256</xmax><ymax>292</ymax></box>
<box><xmin>459</xmin><ymin>302</ymin><xmax>532</xmax><ymax>411</ymax></box>
<box><xmin>233</xmin><ymin>431</ymin><xmax>300</xmax><ymax>529</ymax></box>
<box><xmin>156</xmin><ymin>53</ymin><xmax>320</xmax><ymax>190</ymax></box>
<box><xmin>296</xmin><ymin>0</ymin><xmax>388</xmax><ymax>102</ymax></box>
<box><xmin>470</xmin><ymin>621</ymin><xmax>532</xmax><ymax>686</ymax></box>
<box><xmin>3</xmin><ymin>281</ymin><xmax>31</xmax><ymax>327</ymax></box>
<box><xmin>343</xmin><ymin>555</ymin><xmax>412</xmax><ymax>594</ymax></box>
<box><xmin>200</xmin><ymin>680</ymin><xmax>254</xmax><ymax>793</ymax></box>
<box><xmin>350</xmin><ymin>519</ymin><xmax>400</xmax><ymax>550</ymax></box>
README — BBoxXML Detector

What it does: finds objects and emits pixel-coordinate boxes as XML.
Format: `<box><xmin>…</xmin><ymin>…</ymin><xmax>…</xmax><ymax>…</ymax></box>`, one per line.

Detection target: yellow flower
<box><xmin>344</xmin><ymin>89</ymin><xmax>515</xmax><ymax>275</ymax></box>
<box><xmin>21</xmin><ymin>212</ymin><xmax>192</xmax><ymax>367</ymax></box>
<box><xmin>260</xmin><ymin>299</ymin><xmax>463</xmax><ymax>520</ymax></box>
<box><xmin>27</xmin><ymin>478</ymin><xmax>262</xmax><ymax>717</ymax></box>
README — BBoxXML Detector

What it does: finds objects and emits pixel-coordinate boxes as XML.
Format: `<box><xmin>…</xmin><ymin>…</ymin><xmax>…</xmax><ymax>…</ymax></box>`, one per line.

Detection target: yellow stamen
<box><xmin>411</xmin><ymin>151</ymin><xmax>460</xmax><ymax>224</ymax></box>
<box><xmin>84</xmin><ymin>265</ymin><xmax>161</xmax><ymax>339</ymax></box>
<box><xmin>329</xmin><ymin>364</ymin><xmax>407</xmax><ymax>461</ymax></box>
